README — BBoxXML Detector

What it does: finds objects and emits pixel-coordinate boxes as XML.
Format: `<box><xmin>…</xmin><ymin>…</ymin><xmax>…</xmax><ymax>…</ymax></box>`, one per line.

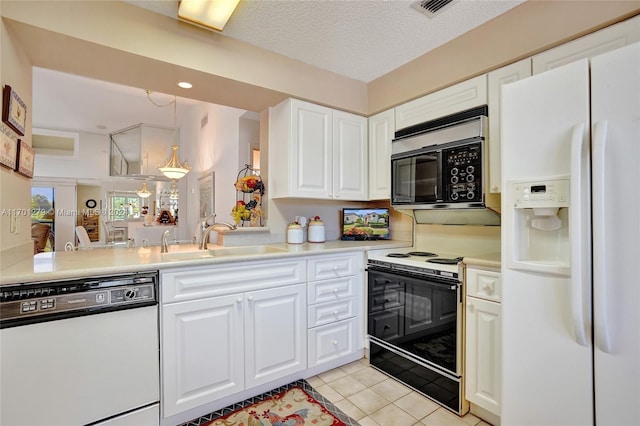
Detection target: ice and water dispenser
<box><xmin>506</xmin><ymin>177</ymin><xmax>571</xmax><ymax>276</ymax></box>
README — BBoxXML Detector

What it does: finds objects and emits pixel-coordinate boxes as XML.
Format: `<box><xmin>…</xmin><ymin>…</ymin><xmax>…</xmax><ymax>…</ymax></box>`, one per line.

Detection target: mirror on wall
<box><xmin>110</xmin><ymin>124</ymin><xmax>175</xmax><ymax>179</ymax></box>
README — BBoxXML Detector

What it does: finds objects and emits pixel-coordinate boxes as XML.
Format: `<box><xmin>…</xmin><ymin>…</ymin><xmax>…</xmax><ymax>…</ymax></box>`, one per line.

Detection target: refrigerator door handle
<box><xmin>592</xmin><ymin>119</ymin><xmax>612</xmax><ymax>353</ymax></box>
<box><xmin>570</xmin><ymin>122</ymin><xmax>588</xmax><ymax>347</ymax></box>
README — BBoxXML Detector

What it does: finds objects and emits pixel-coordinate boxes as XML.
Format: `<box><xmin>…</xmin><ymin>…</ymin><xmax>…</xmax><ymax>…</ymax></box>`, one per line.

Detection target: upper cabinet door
<box><xmin>269</xmin><ymin>98</ymin><xmax>369</xmax><ymax>201</ymax></box>
<box><xmin>395</xmin><ymin>75</ymin><xmax>487</xmax><ymax>131</ymax></box>
<box><xmin>292</xmin><ymin>100</ymin><xmax>333</xmax><ymax>198</ymax></box>
<box><xmin>368</xmin><ymin>109</ymin><xmax>394</xmax><ymax>200</ymax></box>
<box><xmin>533</xmin><ymin>15</ymin><xmax>640</xmax><ymax>75</ymax></box>
<box><xmin>487</xmin><ymin>58</ymin><xmax>531</xmax><ymax>193</ymax></box>
<box><xmin>332</xmin><ymin>110</ymin><xmax>368</xmax><ymax>200</ymax></box>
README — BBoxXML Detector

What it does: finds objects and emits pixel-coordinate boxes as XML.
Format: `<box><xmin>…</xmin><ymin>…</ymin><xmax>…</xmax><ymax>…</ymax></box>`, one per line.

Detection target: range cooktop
<box><xmin>367</xmin><ymin>248</ymin><xmax>464</xmax><ymax>280</ymax></box>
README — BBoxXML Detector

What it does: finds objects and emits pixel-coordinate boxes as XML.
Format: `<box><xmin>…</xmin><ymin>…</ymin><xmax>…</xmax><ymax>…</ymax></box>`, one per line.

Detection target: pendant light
<box><xmin>137</xmin><ymin>181</ymin><xmax>152</xmax><ymax>198</ymax></box>
<box><xmin>147</xmin><ymin>91</ymin><xmax>191</xmax><ymax>180</ymax></box>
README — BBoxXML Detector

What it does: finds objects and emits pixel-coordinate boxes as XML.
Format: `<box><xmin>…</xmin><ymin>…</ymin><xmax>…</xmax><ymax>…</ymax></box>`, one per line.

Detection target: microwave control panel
<box><xmin>443</xmin><ymin>142</ymin><xmax>482</xmax><ymax>202</ymax></box>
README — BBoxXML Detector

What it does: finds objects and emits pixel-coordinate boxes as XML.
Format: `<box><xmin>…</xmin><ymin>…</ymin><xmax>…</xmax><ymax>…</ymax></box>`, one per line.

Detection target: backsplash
<box><xmin>414</xmin><ymin>223</ymin><xmax>500</xmax><ymax>256</ymax></box>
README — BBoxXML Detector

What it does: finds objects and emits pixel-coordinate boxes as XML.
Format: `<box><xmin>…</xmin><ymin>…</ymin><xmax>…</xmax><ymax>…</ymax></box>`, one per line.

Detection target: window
<box><xmin>111</xmin><ymin>195</ymin><xmax>142</xmax><ymax>220</ymax></box>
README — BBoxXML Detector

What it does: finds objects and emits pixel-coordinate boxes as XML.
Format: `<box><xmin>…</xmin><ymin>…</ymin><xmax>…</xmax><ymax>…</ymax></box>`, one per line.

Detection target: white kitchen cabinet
<box><xmin>161</xmin><ymin>294</ymin><xmax>244</xmax><ymax>417</ymax></box>
<box><xmin>532</xmin><ymin>15</ymin><xmax>640</xmax><ymax>75</ymax></box>
<box><xmin>465</xmin><ymin>266</ymin><xmax>501</xmax><ymax>418</ymax></box>
<box><xmin>368</xmin><ymin>108</ymin><xmax>394</xmax><ymax>200</ymax></box>
<box><xmin>269</xmin><ymin>98</ymin><xmax>368</xmax><ymax>200</ymax></box>
<box><xmin>307</xmin><ymin>252</ymin><xmax>364</xmax><ymax>368</ymax></box>
<box><xmin>394</xmin><ymin>75</ymin><xmax>487</xmax><ymax>131</ymax></box>
<box><xmin>244</xmin><ymin>284</ymin><xmax>307</xmax><ymax>388</ymax></box>
<box><xmin>160</xmin><ymin>260</ymin><xmax>307</xmax><ymax>418</ymax></box>
<box><xmin>487</xmin><ymin>58</ymin><xmax>532</xmax><ymax>193</ymax></box>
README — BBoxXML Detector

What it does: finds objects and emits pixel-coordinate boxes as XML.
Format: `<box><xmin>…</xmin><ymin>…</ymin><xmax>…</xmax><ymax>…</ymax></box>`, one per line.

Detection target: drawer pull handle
<box><xmin>236</xmin><ymin>298</ymin><xmax>242</xmax><ymax>303</ymax></box>
<box><xmin>247</xmin><ymin>295</ymin><xmax>254</xmax><ymax>301</ymax></box>
<box><xmin>332</xmin><ymin>340</ymin><xmax>338</xmax><ymax>345</ymax></box>
<box><xmin>333</xmin><ymin>310</ymin><xmax>339</xmax><ymax>315</ymax></box>
<box><xmin>333</xmin><ymin>288</ymin><xmax>339</xmax><ymax>293</ymax></box>
<box><xmin>384</xmin><ymin>325</ymin><xmax>390</xmax><ymax>330</ymax></box>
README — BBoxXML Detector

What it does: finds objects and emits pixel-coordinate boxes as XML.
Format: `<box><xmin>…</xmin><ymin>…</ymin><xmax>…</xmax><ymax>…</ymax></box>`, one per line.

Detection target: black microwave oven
<box><xmin>391</xmin><ymin>106</ymin><xmax>488</xmax><ymax>210</ymax></box>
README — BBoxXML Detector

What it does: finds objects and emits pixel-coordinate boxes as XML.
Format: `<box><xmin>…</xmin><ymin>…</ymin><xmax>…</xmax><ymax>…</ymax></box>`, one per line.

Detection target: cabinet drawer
<box><xmin>308</xmin><ymin>298</ymin><xmax>355</xmax><ymax>328</ymax></box>
<box><xmin>308</xmin><ymin>253</ymin><xmax>362</xmax><ymax>281</ymax></box>
<box><xmin>161</xmin><ymin>259</ymin><xmax>305</xmax><ymax>303</ymax></box>
<box><xmin>308</xmin><ymin>276</ymin><xmax>356</xmax><ymax>304</ymax></box>
<box><xmin>466</xmin><ymin>267</ymin><xmax>501</xmax><ymax>303</ymax></box>
<box><xmin>308</xmin><ymin>318</ymin><xmax>359</xmax><ymax>368</ymax></box>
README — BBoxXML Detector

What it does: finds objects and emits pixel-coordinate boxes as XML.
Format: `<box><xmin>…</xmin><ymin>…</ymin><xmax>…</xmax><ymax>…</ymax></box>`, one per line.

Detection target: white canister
<box><xmin>287</xmin><ymin>223</ymin><xmax>304</xmax><ymax>244</ymax></box>
<box><xmin>307</xmin><ymin>217</ymin><xmax>325</xmax><ymax>243</ymax></box>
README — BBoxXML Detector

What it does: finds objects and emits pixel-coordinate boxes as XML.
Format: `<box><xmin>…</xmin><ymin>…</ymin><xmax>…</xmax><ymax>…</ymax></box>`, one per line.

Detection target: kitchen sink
<box><xmin>163</xmin><ymin>245</ymin><xmax>288</xmax><ymax>260</ymax></box>
<box><xmin>208</xmin><ymin>245</ymin><xmax>289</xmax><ymax>256</ymax></box>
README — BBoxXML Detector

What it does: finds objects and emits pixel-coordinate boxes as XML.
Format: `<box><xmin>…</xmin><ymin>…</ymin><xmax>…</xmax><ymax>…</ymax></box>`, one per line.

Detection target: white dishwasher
<box><xmin>0</xmin><ymin>272</ymin><xmax>160</xmax><ymax>426</ymax></box>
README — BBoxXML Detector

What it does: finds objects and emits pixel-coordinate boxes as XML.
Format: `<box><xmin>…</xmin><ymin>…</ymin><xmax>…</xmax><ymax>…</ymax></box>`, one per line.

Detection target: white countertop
<box><xmin>0</xmin><ymin>240</ymin><xmax>411</xmax><ymax>285</ymax></box>
<box><xmin>462</xmin><ymin>252</ymin><xmax>501</xmax><ymax>269</ymax></box>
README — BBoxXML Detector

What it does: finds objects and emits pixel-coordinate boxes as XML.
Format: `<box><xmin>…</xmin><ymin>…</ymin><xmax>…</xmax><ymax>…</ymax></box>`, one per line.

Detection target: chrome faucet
<box><xmin>199</xmin><ymin>223</ymin><xmax>237</xmax><ymax>250</ymax></box>
<box><xmin>161</xmin><ymin>229</ymin><xmax>171</xmax><ymax>253</ymax></box>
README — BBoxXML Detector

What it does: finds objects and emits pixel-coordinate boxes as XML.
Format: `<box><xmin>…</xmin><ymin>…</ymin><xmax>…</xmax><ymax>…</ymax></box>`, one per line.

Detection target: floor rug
<box><xmin>181</xmin><ymin>379</ymin><xmax>359</xmax><ymax>426</ymax></box>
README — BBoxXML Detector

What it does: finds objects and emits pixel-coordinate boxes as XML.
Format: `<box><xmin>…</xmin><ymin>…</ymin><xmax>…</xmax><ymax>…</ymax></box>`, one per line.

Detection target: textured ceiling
<box><xmin>125</xmin><ymin>0</ymin><xmax>524</xmax><ymax>83</ymax></box>
<box><xmin>32</xmin><ymin>0</ymin><xmax>524</xmax><ymax>135</ymax></box>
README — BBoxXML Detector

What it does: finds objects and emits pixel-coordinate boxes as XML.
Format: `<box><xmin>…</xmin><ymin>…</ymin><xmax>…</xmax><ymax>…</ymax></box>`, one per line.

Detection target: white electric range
<box><xmin>366</xmin><ymin>247</ymin><xmax>468</xmax><ymax>414</ymax></box>
<box><xmin>367</xmin><ymin>248</ymin><xmax>463</xmax><ymax>281</ymax></box>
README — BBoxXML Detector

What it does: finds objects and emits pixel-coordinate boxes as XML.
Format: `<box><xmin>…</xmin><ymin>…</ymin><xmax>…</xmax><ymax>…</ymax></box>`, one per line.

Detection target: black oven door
<box><xmin>391</xmin><ymin>150</ymin><xmax>442</xmax><ymax>205</ymax></box>
<box><xmin>367</xmin><ymin>267</ymin><xmax>461</xmax><ymax>376</ymax></box>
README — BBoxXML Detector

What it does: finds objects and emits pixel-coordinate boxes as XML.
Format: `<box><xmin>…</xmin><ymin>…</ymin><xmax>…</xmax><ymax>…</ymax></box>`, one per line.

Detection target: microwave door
<box><xmin>392</xmin><ymin>157</ymin><xmax>416</xmax><ymax>203</ymax></box>
<box><xmin>414</xmin><ymin>152</ymin><xmax>439</xmax><ymax>203</ymax></box>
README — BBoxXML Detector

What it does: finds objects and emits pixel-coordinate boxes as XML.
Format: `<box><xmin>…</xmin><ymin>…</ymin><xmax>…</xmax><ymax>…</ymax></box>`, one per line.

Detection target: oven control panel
<box><xmin>443</xmin><ymin>142</ymin><xmax>482</xmax><ymax>203</ymax></box>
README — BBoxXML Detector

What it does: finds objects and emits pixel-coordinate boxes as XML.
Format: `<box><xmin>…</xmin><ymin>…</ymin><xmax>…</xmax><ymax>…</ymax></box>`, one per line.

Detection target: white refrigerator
<box><xmin>500</xmin><ymin>42</ymin><xmax>640</xmax><ymax>425</ymax></box>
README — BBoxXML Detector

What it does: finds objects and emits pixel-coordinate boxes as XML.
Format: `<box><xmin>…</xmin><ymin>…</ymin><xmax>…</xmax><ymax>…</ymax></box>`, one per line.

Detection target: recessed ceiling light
<box><xmin>96</xmin><ymin>124</ymin><xmax>107</xmax><ymax>130</ymax></box>
<box><xmin>178</xmin><ymin>81</ymin><xmax>193</xmax><ymax>89</ymax></box>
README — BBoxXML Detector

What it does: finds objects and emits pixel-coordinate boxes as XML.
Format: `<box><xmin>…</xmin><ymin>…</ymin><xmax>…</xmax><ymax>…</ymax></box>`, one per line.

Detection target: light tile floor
<box><xmin>306</xmin><ymin>358</ymin><xmax>492</xmax><ymax>426</ymax></box>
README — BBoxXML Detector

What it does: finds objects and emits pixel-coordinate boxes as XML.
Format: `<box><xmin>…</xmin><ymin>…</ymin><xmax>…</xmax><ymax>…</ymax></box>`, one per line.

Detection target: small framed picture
<box><xmin>0</xmin><ymin>126</ymin><xmax>18</xmax><ymax>170</ymax></box>
<box><xmin>2</xmin><ymin>85</ymin><xmax>27</xmax><ymax>136</ymax></box>
<box><xmin>15</xmin><ymin>140</ymin><xmax>34</xmax><ymax>178</ymax></box>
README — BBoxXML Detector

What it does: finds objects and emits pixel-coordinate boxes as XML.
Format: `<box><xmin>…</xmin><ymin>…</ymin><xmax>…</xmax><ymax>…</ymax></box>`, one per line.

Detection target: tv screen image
<box><xmin>341</xmin><ymin>208</ymin><xmax>390</xmax><ymax>240</ymax></box>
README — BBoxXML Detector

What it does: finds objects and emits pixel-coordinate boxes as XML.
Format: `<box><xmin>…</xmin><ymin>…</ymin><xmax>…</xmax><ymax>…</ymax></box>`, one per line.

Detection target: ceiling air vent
<box><xmin>411</xmin><ymin>0</ymin><xmax>456</xmax><ymax>18</ymax></box>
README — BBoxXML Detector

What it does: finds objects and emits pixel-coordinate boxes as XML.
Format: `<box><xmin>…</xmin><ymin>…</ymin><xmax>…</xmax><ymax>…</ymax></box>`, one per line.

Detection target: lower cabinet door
<box><xmin>308</xmin><ymin>317</ymin><xmax>358</xmax><ymax>367</ymax></box>
<box><xmin>465</xmin><ymin>296</ymin><xmax>501</xmax><ymax>415</ymax></box>
<box><xmin>162</xmin><ymin>295</ymin><xmax>244</xmax><ymax>417</ymax></box>
<box><xmin>245</xmin><ymin>284</ymin><xmax>307</xmax><ymax>388</ymax></box>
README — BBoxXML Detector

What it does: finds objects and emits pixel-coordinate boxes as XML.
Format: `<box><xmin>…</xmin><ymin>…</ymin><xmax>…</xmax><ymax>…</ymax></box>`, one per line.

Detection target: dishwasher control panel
<box><xmin>0</xmin><ymin>273</ymin><xmax>157</xmax><ymax>327</ymax></box>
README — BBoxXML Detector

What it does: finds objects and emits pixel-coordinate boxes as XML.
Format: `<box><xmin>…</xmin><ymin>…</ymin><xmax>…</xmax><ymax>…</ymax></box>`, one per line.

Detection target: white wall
<box><xmin>0</xmin><ymin>9</ymin><xmax>35</xmax><ymax>266</ymax></box>
<box><xmin>184</xmin><ymin>103</ymin><xmax>247</xmax><ymax>242</ymax></box>
<box><xmin>34</xmin><ymin>132</ymin><xmax>109</xmax><ymax>178</ymax></box>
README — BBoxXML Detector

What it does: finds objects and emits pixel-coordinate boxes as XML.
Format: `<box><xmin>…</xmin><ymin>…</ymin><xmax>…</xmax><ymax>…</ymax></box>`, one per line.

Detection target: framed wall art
<box><xmin>0</xmin><ymin>125</ymin><xmax>18</xmax><ymax>170</ymax></box>
<box><xmin>2</xmin><ymin>85</ymin><xmax>27</xmax><ymax>136</ymax></box>
<box><xmin>15</xmin><ymin>140</ymin><xmax>34</xmax><ymax>178</ymax></box>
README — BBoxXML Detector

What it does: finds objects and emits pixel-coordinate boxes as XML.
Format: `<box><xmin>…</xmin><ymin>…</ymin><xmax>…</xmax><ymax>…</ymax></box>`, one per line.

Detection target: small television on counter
<box><xmin>341</xmin><ymin>208</ymin><xmax>390</xmax><ymax>241</ymax></box>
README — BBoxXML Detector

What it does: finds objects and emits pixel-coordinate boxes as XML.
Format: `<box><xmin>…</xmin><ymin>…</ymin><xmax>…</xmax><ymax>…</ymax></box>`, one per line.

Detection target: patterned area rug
<box><xmin>181</xmin><ymin>379</ymin><xmax>359</xmax><ymax>426</ymax></box>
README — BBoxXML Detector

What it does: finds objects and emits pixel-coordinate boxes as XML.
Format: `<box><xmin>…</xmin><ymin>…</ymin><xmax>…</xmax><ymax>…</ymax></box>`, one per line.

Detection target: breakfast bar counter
<box><xmin>0</xmin><ymin>240</ymin><xmax>410</xmax><ymax>285</ymax></box>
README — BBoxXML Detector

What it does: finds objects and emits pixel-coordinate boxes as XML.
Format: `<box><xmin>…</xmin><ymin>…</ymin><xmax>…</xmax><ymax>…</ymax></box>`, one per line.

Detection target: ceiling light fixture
<box><xmin>178</xmin><ymin>0</ymin><xmax>240</xmax><ymax>32</ymax></box>
<box><xmin>147</xmin><ymin>91</ymin><xmax>191</xmax><ymax>180</ymax></box>
<box><xmin>178</xmin><ymin>81</ymin><xmax>193</xmax><ymax>89</ymax></box>
<box><xmin>137</xmin><ymin>181</ymin><xmax>153</xmax><ymax>198</ymax></box>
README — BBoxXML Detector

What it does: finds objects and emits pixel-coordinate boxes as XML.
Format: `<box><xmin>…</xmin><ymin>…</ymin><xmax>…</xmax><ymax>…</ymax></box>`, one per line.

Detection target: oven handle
<box><xmin>366</xmin><ymin>266</ymin><xmax>460</xmax><ymax>287</ymax></box>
